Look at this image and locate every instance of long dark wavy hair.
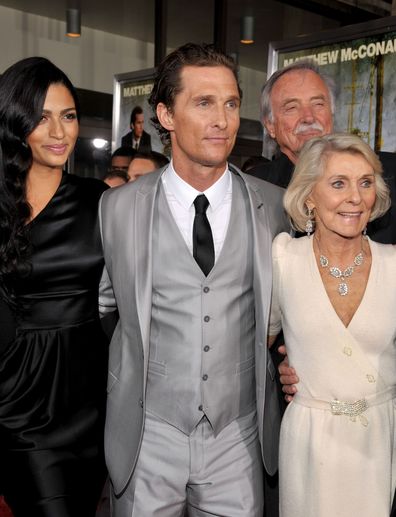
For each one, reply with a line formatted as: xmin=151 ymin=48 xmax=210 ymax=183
xmin=0 ymin=57 xmax=80 ymax=305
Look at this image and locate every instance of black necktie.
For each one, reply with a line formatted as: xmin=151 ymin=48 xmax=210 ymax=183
xmin=193 ymin=194 xmax=214 ymax=276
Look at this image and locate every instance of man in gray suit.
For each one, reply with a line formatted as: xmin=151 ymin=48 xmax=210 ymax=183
xmin=99 ymin=42 xmax=287 ymax=516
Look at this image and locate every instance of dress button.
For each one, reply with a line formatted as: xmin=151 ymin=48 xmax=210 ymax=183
xmin=198 ymin=404 xmax=203 ymax=411
xmin=203 ymin=287 xmax=210 ymax=293
xmin=343 ymin=346 xmax=352 ymax=356
xmin=204 ymin=345 xmax=210 ymax=352
xmin=202 ymin=374 xmax=208 ymax=381
xmin=366 ymin=374 xmax=376 ymax=383
xmin=204 ymin=315 xmax=210 ymax=322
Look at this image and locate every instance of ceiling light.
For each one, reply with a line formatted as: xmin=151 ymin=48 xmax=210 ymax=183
xmin=66 ymin=8 xmax=81 ymax=38
xmin=240 ymin=15 xmax=254 ymax=45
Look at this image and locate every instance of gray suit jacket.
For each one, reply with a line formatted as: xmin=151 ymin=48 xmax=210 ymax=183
xmin=99 ymin=165 xmax=288 ymax=495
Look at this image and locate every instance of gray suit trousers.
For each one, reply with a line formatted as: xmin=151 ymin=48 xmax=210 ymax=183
xmin=111 ymin=409 xmax=264 ymax=516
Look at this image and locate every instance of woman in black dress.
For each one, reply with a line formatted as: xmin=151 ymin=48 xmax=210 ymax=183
xmin=0 ymin=58 xmax=108 ymax=516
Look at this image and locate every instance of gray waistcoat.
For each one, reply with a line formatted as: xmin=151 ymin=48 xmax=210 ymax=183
xmin=146 ymin=174 xmax=255 ymax=435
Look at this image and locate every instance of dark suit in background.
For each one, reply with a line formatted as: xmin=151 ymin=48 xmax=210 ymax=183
xmin=121 ymin=129 xmax=152 ymax=152
xmin=391 ymin=493 xmax=396 ymax=517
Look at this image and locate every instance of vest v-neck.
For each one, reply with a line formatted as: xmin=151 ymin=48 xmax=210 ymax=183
xmin=158 ymin=175 xmax=243 ymax=279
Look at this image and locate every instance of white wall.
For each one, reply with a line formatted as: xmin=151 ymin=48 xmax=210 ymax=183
xmin=0 ymin=5 xmax=265 ymax=122
xmin=0 ymin=5 xmax=154 ymax=94
xmin=239 ymin=65 xmax=266 ymax=121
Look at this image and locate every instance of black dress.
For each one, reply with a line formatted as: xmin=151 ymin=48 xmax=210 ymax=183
xmin=0 ymin=291 xmax=15 ymax=354
xmin=0 ymin=173 xmax=108 ymax=517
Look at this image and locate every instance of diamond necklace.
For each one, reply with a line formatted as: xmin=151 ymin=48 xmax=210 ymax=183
xmin=315 ymin=239 xmax=364 ymax=296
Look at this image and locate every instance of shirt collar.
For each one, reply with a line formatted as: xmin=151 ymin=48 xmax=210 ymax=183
xmin=162 ymin=160 xmax=231 ymax=211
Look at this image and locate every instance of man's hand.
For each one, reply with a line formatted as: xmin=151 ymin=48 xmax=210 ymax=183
xmin=278 ymin=345 xmax=299 ymax=403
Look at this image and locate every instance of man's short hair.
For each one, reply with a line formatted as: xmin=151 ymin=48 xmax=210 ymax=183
xmin=284 ymin=133 xmax=390 ymax=232
xmin=111 ymin=146 xmax=137 ymax=160
xmin=103 ymin=168 xmax=129 ymax=183
xmin=148 ymin=42 xmax=242 ymax=145
xmin=133 ymin=150 xmax=169 ymax=169
xmin=130 ymin=106 xmax=143 ymax=126
xmin=260 ymin=60 xmax=336 ymax=125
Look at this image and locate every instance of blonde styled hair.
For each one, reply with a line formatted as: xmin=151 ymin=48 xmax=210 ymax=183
xmin=283 ymin=133 xmax=390 ymax=232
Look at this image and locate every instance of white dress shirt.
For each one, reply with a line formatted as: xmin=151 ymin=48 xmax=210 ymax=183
xmin=161 ymin=161 xmax=232 ymax=261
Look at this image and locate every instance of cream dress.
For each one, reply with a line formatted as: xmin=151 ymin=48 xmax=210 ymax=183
xmin=270 ymin=233 xmax=396 ymax=517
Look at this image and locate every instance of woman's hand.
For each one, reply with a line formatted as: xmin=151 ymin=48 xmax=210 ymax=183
xmin=278 ymin=345 xmax=299 ymax=403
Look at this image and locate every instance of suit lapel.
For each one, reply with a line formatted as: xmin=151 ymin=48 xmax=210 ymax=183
xmin=230 ymin=167 xmax=272 ymax=333
xmin=133 ymin=171 xmax=162 ymax=375
xmin=248 ymin=183 xmax=272 ymax=332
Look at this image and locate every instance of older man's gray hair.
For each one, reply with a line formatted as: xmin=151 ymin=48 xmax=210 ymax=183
xmin=260 ymin=60 xmax=336 ymax=124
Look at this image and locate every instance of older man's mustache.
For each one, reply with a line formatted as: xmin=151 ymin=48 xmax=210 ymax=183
xmin=294 ymin=122 xmax=325 ymax=135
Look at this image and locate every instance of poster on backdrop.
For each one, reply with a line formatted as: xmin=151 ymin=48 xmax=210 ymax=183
xmin=112 ymin=68 xmax=164 ymax=154
xmin=267 ymin=16 xmax=396 ymax=156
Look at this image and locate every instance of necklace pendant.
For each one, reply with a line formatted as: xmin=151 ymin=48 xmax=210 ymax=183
xmin=343 ymin=266 xmax=354 ymax=277
xmin=329 ymin=266 xmax=342 ymax=278
xmin=315 ymin=239 xmax=364 ymax=296
xmin=320 ymin=255 xmax=329 ymax=267
xmin=338 ymin=282 xmax=348 ymax=296
xmin=354 ymin=252 xmax=364 ymax=266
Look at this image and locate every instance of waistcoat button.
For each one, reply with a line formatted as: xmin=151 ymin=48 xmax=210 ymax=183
xmin=202 ymin=374 xmax=208 ymax=381
xmin=204 ymin=315 xmax=210 ymax=322
xmin=203 ymin=287 xmax=210 ymax=293
xmin=203 ymin=345 xmax=210 ymax=352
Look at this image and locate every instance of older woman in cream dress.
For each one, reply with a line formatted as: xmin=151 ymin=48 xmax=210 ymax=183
xmin=269 ymin=133 xmax=396 ymax=517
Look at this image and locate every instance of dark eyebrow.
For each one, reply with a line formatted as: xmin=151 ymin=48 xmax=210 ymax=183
xmin=42 ymin=107 xmax=76 ymax=115
xmin=227 ymin=95 xmax=241 ymax=105
xmin=192 ymin=94 xmax=214 ymax=102
xmin=191 ymin=94 xmax=241 ymax=104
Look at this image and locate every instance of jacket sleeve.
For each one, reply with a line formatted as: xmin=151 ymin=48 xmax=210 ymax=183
xmin=98 ymin=192 xmax=117 ymax=317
